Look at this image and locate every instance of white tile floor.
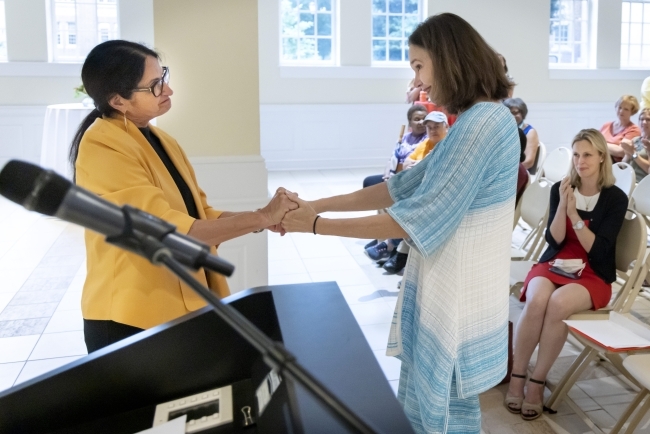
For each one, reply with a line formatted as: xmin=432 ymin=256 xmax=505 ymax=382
xmin=1 ymin=168 xmax=650 ymax=433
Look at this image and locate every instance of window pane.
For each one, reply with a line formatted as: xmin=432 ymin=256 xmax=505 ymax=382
xmin=630 ymin=44 xmax=642 ymax=65
xmin=300 ymin=13 xmax=315 ymax=35
xmin=298 ymin=37 xmax=316 ymax=59
xmin=388 ymin=15 xmax=402 ymax=37
xmin=282 ymin=37 xmax=298 ymax=60
xmin=645 ymin=23 xmax=650 ymax=45
xmin=317 ymin=13 xmax=331 ymax=36
xmin=389 ymin=0 xmax=403 ymax=13
xmin=373 ymin=15 xmax=387 ymax=37
xmin=0 ymin=0 xmax=6 ymax=62
xmin=631 ymin=2 xmax=643 ymax=22
xmin=631 ymin=22 xmax=643 ymax=44
xmin=317 ymin=38 xmax=331 ymax=60
xmin=549 ymin=0 xmax=592 ymax=67
xmin=372 ymin=39 xmax=386 ymax=61
xmin=389 ymin=40 xmax=402 ymax=61
xmin=316 ymin=0 xmax=331 ymax=12
xmin=405 ymin=0 xmax=418 ymax=13
xmin=645 ymin=3 xmax=650 ymax=24
xmin=372 ymin=0 xmax=386 ymax=13
xmin=622 ymin=1 xmax=630 ymax=21
xmin=622 ymin=22 xmax=630 ymax=45
xmin=50 ymin=0 xmax=119 ymax=63
xmin=404 ymin=14 xmax=419 ymax=36
xmin=280 ymin=0 xmax=335 ymax=64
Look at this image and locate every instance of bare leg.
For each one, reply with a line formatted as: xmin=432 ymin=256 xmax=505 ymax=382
xmin=506 ymin=277 xmax=556 ymax=408
xmin=524 ymin=283 xmax=593 ymax=416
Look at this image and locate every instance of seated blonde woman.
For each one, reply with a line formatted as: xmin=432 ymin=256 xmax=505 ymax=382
xmin=505 ymin=129 xmax=628 ymax=421
xmin=600 ymin=95 xmax=641 ymax=162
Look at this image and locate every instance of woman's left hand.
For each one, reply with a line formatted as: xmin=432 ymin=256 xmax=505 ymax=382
xmin=566 ymin=188 xmax=579 ymax=220
xmin=281 ymin=193 xmax=318 ymax=233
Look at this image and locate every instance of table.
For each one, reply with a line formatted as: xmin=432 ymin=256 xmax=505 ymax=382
xmin=40 ymin=103 xmax=93 ymax=179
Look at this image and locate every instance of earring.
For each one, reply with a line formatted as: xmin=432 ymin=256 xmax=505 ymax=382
xmin=123 ymin=111 xmax=128 ymax=132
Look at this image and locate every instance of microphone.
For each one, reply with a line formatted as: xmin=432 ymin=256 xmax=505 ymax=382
xmin=0 ymin=160 xmax=234 ymax=277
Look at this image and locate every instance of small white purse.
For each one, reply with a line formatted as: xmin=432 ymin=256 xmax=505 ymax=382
xmin=550 ymin=259 xmax=586 ymax=276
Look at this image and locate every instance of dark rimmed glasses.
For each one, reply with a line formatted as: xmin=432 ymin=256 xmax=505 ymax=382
xmin=133 ymin=66 xmax=170 ymax=97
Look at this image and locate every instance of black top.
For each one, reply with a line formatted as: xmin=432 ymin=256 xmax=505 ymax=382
xmin=138 ymin=127 xmax=199 ymax=219
xmin=539 ymin=182 xmax=628 ymax=283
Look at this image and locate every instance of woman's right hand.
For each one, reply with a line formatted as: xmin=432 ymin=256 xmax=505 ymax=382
xmin=258 ymin=188 xmax=299 ymax=226
xmin=620 ymin=139 xmax=635 ymax=156
xmin=558 ymin=177 xmax=571 ymax=213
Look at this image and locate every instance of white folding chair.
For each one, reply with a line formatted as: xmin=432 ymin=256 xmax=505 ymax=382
xmin=612 ymin=162 xmax=636 ymax=198
xmin=610 ymin=354 xmax=650 ymax=433
xmin=536 ymin=147 xmax=571 ymax=183
xmin=544 ymin=209 xmax=649 ymax=412
xmin=514 ymin=178 xmax=553 ymax=257
xmin=631 ymin=175 xmax=650 ymax=226
xmin=530 ymin=141 xmax=547 ymax=182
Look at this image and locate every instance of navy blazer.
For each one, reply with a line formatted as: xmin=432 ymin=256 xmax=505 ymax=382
xmin=539 ymin=182 xmax=628 ymax=283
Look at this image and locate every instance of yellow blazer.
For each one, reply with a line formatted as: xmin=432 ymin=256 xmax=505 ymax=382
xmin=76 ymin=116 xmax=230 ymax=329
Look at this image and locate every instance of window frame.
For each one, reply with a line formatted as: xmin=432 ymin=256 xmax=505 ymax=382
xmin=620 ymin=0 xmax=650 ymax=69
xmin=0 ymin=0 xmax=7 ymax=62
xmin=548 ymin=0 xmax=597 ymax=69
xmin=279 ymin=0 xmax=337 ymax=66
xmin=371 ymin=0 xmax=423 ymax=67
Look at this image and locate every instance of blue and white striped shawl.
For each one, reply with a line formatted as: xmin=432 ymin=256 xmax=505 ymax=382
xmin=386 ymin=102 xmax=519 ymax=433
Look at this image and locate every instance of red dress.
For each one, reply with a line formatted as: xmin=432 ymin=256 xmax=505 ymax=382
xmin=520 ymin=217 xmax=611 ymax=310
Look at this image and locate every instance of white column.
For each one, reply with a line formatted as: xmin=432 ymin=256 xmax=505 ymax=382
xmin=339 ymin=0 xmax=371 ymax=66
xmin=5 ymin=0 xmax=49 ymax=62
xmin=596 ymin=0 xmax=623 ymax=69
xmin=118 ymin=0 xmax=154 ymax=48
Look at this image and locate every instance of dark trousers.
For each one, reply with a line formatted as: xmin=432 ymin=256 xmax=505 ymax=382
xmin=84 ymin=319 xmax=144 ymax=353
xmin=363 ymin=174 xmax=384 ymax=188
xmin=362 ymin=174 xmax=402 ymax=248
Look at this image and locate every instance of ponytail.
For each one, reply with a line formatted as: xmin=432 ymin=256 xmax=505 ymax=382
xmin=69 ymin=109 xmax=102 ymax=183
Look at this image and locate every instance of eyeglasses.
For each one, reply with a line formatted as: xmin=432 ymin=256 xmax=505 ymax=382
xmin=133 ymin=66 xmax=170 ymax=97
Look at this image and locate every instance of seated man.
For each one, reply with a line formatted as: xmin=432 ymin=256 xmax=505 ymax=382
xmin=371 ymin=112 xmax=449 ymax=274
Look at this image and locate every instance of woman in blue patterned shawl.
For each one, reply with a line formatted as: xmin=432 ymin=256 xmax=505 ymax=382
xmin=280 ymin=13 xmax=518 ymax=434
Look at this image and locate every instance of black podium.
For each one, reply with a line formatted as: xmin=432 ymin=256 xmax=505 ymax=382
xmin=0 ymin=282 xmax=413 ymax=434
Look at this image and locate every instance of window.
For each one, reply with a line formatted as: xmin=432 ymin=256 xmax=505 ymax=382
xmin=549 ymin=0 xmax=595 ymax=67
xmin=621 ymin=0 xmax=650 ymax=68
xmin=280 ymin=0 xmax=335 ymax=64
xmin=372 ymin=0 xmax=421 ymax=64
xmin=0 ymin=1 xmax=7 ymax=62
xmin=49 ymin=0 xmax=119 ymax=63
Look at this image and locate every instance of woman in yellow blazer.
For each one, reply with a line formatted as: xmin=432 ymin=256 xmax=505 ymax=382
xmin=70 ymin=40 xmax=295 ymax=352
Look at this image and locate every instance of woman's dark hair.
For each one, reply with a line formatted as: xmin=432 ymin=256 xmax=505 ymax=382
xmin=518 ymin=128 xmax=527 ymax=163
xmin=69 ymin=40 xmax=159 ymax=182
xmin=408 ymin=13 xmax=511 ymax=114
xmin=407 ymin=104 xmax=428 ymax=122
xmin=503 ymin=97 xmax=528 ymax=121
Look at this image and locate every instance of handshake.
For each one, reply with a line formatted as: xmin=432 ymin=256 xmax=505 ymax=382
xmin=257 ymin=188 xmax=318 ymax=235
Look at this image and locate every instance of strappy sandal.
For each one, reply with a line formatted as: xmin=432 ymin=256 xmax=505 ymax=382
xmin=521 ymin=378 xmax=545 ymax=421
xmin=504 ymin=373 xmax=527 ymax=414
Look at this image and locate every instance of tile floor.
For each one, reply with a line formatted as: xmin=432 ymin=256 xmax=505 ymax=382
xmin=1 ymin=167 xmax=650 ymax=433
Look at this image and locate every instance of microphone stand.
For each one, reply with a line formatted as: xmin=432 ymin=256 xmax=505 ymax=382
xmin=106 ymin=209 xmax=381 ymax=434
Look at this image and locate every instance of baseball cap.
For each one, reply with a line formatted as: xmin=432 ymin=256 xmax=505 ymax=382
xmin=423 ymin=111 xmax=448 ymax=125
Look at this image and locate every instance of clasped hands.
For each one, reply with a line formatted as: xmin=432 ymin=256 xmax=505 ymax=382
xmin=257 ymin=188 xmax=318 ymax=235
xmin=558 ymin=177 xmax=579 ymax=221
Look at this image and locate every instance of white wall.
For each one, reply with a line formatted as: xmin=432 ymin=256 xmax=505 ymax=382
xmin=258 ymin=0 xmax=649 ymax=169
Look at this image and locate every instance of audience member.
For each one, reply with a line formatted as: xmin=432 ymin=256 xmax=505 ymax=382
xmin=600 ymin=95 xmax=641 ymax=162
xmin=516 ymin=128 xmax=529 ymax=205
xmin=498 ymin=53 xmax=516 ymax=98
xmin=363 ymin=105 xmax=428 ymax=258
xmin=384 ymin=112 xmax=450 ymax=274
xmin=406 ymin=78 xmax=422 ymax=104
xmin=642 ymin=76 xmax=650 ymax=110
xmin=505 ymin=129 xmax=627 ymax=421
xmin=621 ymin=107 xmax=650 ymax=182
xmin=504 ymin=98 xmax=540 ymax=174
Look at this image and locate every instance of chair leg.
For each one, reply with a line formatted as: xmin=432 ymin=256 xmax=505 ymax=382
xmin=610 ymin=389 xmax=650 ymax=434
xmin=545 ymin=348 xmax=598 ymax=411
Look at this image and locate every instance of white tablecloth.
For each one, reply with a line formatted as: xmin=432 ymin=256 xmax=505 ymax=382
xmin=40 ymin=103 xmax=93 ymax=179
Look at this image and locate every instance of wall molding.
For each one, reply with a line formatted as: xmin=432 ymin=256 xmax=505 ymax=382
xmin=0 ymin=62 xmax=82 ymax=77
xmin=549 ymin=68 xmax=650 ymax=80
xmin=260 ymin=102 xmax=616 ymax=171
